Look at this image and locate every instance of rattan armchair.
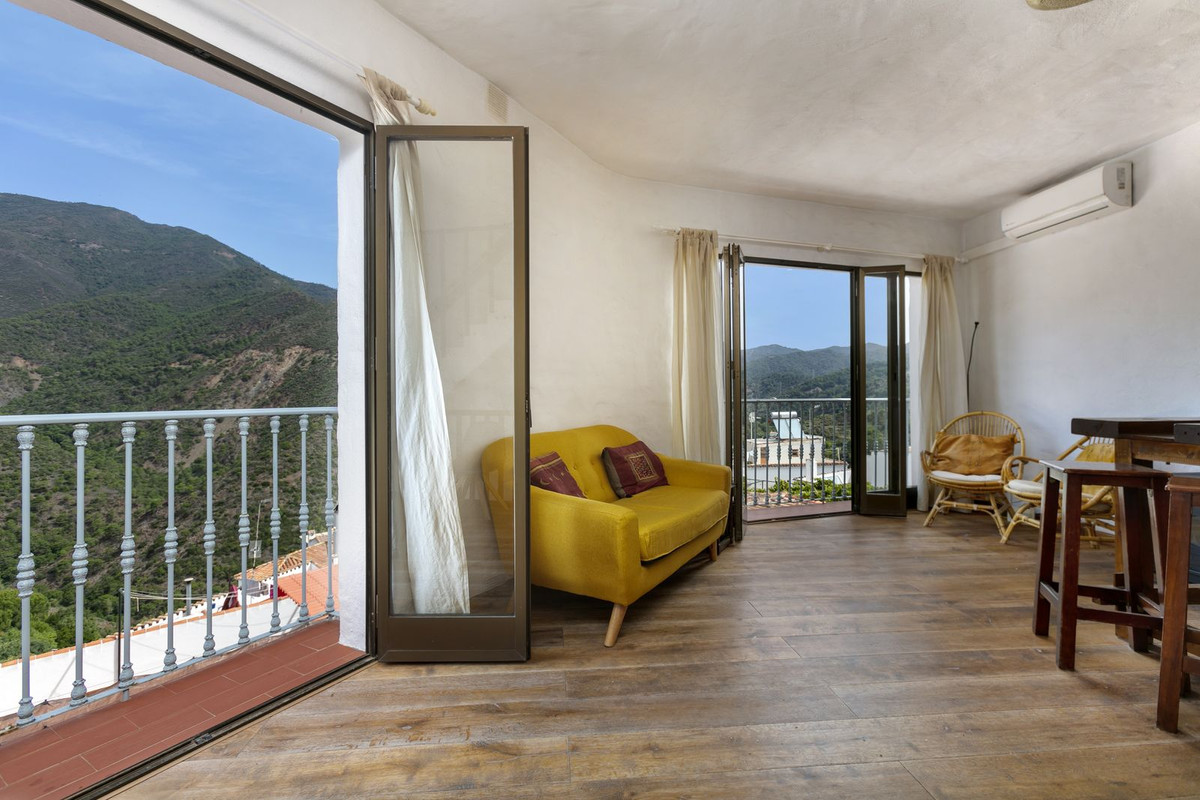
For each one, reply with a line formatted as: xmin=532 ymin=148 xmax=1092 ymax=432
xmin=922 ymin=411 xmax=1025 ymax=536
xmin=1000 ymin=435 xmax=1116 ymax=546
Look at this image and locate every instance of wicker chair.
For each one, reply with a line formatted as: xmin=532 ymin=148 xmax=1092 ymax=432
xmin=921 ymin=411 xmax=1025 ymax=536
xmin=1000 ymin=435 xmax=1116 ymax=546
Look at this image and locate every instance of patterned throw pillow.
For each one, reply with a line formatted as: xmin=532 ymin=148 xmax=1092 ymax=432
xmin=601 ymin=441 xmax=669 ymax=498
xmin=529 ymin=451 xmax=585 ymax=498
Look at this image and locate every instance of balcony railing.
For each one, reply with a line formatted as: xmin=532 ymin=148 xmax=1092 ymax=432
xmin=743 ymin=398 xmax=891 ymax=508
xmin=0 ymin=407 xmax=337 ymax=729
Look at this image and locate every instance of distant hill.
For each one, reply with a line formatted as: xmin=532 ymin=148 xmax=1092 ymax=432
xmin=0 ymin=194 xmax=335 ymax=412
xmin=745 ymin=343 xmax=889 ymax=398
xmin=0 ymin=194 xmax=337 ymax=653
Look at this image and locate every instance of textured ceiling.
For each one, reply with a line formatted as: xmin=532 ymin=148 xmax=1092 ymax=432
xmin=376 ymin=0 xmax=1200 ymax=219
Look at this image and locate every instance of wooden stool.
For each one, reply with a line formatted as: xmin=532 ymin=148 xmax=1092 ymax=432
xmin=1033 ymin=460 xmax=1169 ymax=670
xmin=1157 ymin=473 xmax=1200 ymax=732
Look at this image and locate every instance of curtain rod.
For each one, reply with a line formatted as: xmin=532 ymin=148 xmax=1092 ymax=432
xmin=653 ymin=226 xmax=963 ymax=263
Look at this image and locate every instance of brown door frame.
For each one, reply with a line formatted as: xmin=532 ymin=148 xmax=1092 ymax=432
xmin=728 ymin=254 xmax=909 ymax=520
xmin=853 ymin=266 xmax=907 ymax=516
xmin=371 ymin=126 xmax=531 ymax=661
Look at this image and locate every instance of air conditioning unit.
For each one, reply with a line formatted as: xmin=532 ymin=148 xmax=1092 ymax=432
xmin=1000 ymin=161 xmax=1132 ymax=241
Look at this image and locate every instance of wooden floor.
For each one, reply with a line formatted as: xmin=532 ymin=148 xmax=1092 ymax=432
xmin=117 ymin=513 xmax=1200 ymax=799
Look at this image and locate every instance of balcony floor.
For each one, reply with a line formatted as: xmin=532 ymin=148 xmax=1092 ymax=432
xmin=122 ymin=514 xmax=1200 ymax=799
xmin=0 ymin=618 xmax=359 ymax=799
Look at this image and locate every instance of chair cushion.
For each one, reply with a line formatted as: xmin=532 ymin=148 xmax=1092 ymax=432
xmin=602 ymin=440 xmax=669 ymax=498
xmin=931 ymin=469 xmax=1003 ymax=485
xmin=616 ymin=485 xmax=729 ymax=560
xmin=529 ymin=451 xmax=585 ymax=498
xmin=1006 ymin=478 xmax=1044 ymax=497
xmin=928 ymin=433 xmax=1016 ymax=476
xmin=1005 ymin=478 xmax=1111 ymax=511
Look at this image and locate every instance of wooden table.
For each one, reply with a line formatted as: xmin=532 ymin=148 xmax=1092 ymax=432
xmin=1072 ymin=417 xmax=1200 ymax=467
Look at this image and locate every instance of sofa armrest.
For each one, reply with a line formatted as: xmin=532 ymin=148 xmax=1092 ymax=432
xmin=529 ymin=487 xmax=642 ymax=596
xmin=658 ymin=455 xmax=731 ymax=495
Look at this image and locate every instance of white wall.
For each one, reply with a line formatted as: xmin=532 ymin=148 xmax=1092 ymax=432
xmin=45 ymin=0 xmax=961 ymax=649
xmin=956 ymin=119 xmax=1200 ymax=460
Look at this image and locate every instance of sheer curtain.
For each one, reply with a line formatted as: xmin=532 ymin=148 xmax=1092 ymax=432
xmin=362 ymin=68 xmax=470 ymax=614
xmin=671 ymin=228 xmax=724 ymax=464
xmin=916 ymin=254 xmax=968 ymax=509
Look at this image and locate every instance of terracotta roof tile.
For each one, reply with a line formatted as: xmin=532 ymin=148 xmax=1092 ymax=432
xmin=276 ymin=563 xmax=338 ymax=615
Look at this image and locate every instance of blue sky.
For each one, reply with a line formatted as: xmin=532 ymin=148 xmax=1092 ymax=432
xmin=745 ymin=264 xmax=849 ymax=350
xmin=0 ymin=1 xmax=339 ymax=287
xmin=744 ymin=263 xmax=901 ymax=350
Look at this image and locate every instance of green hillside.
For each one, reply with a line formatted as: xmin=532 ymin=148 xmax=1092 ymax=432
xmin=0 ymin=194 xmax=337 ymax=657
xmin=744 ymin=343 xmax=890 ymax=398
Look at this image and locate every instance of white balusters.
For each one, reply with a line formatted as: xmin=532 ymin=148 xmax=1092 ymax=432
xmin=202 ymin=418 xmax=216 ymax=657
xmin=269 ymin=415 xmax=282 ymax=633
xmin=69 ymin=424 xmax=89 ymax=707
xmin=118 ymin=422 xmax=136 ymax=688
xmin=0 ymin=407 xmax=337 ymax=725
xmin=16 ymin=426 xmax=35 ymax=724
xmin=297 ymin=415 xmax=310 ymax=621
xmin=237 ymin=417 xmax=251 ymax=644
xmin=162 ymin=420 xmax=178 ymax=672
xmin=324 ymin=415 xmax=336 ymax=615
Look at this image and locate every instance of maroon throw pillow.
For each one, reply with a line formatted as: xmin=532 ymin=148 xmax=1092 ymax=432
xmin=529 ymin=451 xmax=585 ymax=498
xmin=601 ymin=441 xmax=669 ymax=498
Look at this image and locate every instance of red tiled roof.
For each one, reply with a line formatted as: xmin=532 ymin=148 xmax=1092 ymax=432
xmin=237 ymin=532 xmax=332 ymax=582
xmin=276 ymin=563 xmax=338 ymax=615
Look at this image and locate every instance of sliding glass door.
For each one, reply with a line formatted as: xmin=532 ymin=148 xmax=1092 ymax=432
xmin=372 ymin=126 xmax=530 ymax=661
xmin=728 ymin=254 xmax=908 ymax=524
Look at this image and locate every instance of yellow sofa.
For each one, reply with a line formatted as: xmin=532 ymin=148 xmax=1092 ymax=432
xmin=481 ymin=424 xmax=731 ymax=646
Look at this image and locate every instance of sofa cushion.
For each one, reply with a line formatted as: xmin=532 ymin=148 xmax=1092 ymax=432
xmin=529 ymin=451 xmax=584 ymax=497
xmin=528 ymin=425 xmax=640 ymax=501
xmin=616 ymin=485 xmax=728 ymax=560
xmin=602 ymin=440 xmax=669 ymax=498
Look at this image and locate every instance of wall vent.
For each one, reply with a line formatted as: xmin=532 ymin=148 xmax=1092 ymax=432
xmin=487 ymin=83 xmax=508 ymax=122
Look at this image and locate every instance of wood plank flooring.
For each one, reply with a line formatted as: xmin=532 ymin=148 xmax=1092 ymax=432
xmin=115 ymin=513 xmax=1200 ymax=799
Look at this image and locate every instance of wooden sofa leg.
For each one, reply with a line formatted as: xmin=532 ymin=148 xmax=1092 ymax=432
xmin=708 ymin=541 xmax=719 ymax=561
xmin=604 ymin=603 xmax=627 ymax=648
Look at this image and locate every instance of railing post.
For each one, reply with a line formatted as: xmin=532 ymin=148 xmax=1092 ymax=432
xmin=118 ymin=422 xmax=136 ymax=688
xmin=162 ymin=420 xmax=179 ymax=672
xmin=16 ymin=425 xmax=35 ymax=724
xmin=298 ymin=414 xmax=310 ymax=621
xmin=237 ymin=417 xmax=251 ymax=644
xmin=202 ymin=418 xmax=217 ymax=657
xmin=269 ymin=415 xmax=282 ymax=633
xmin=69 ymin=423 xmax=89 ymax=706
xmin=324 ymin=414 xmax=336 ymax=615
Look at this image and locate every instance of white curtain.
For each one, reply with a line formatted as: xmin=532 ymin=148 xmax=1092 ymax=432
xmin=362 ymin=68 xmax=470 ymax=614
xmin=916 ymin=254 xmax=969 ymax=509
xmin=671 ymin=228 xmax=724 ymax=464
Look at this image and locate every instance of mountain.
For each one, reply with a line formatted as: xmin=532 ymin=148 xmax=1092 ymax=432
xmin=0 ymin=194 xmax=336 ymax=654
xmin=0 ymin=194 xmax=335 ymax=413
xmin=745 ymin=343 xmax=889 ymax=398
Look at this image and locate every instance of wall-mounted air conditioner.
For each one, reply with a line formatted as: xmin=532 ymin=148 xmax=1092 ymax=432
xmin=1000 ymin=161 xmax=1132 ymax=241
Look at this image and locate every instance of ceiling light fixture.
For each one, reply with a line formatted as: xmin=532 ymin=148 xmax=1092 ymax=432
xmin=1026 ymin=0 xmax=1095 ymax=9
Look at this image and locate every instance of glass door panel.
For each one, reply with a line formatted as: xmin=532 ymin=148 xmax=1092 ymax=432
xmin=373 ymin=126 xmax=529 ymax=661
xmin=723 ymin=243 xmax=745 ymax=542
xmin=740 ymin=260 xmax=854 ymax=521
xmin=855 ymin=267 xmax=906 ymax=516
